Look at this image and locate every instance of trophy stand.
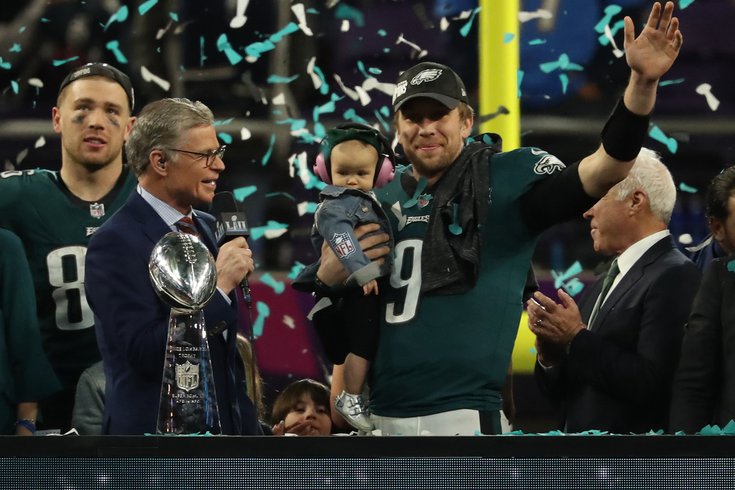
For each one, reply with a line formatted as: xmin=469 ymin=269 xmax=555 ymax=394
xmin=157 ymin=311 xmax=221 ymax=435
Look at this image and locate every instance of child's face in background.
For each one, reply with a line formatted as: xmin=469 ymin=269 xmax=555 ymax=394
xmin=330 ymin=140 xmax=377 ymax=191
xmin=283 ymin=393 xmax=333 ymax=435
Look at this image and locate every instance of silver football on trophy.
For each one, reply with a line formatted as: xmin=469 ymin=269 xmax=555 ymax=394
xmin=149 ymin=232 xmax=217 ymax=313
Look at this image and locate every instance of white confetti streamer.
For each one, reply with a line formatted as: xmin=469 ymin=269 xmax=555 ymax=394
xmin=230 ymin=0 xmax=249 ymax=28
xmin=140 ymin=66 xmax=171 ymax=91
xmin=696 ymin=83 xmax=720 ymax=111
xmin=291 ymin=3 xmax=313 ymax=36
xmin=603 ymin=24 xmax=624 ymax=58
xmin=518 ymin=9 xmax=553 ymax=23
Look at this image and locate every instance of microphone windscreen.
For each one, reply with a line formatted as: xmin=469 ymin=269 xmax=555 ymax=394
xmin=211 ymin=192 xmax=250 ymax=243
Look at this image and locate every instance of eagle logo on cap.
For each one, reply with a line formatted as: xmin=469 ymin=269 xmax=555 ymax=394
xmin=411 ymin=69 xmax=442 ymax=85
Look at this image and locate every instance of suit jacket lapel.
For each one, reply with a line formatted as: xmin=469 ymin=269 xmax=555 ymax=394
xmin=126 ymin=192 xmax=171 ymax=245
xmin=592 ymin=236 xmax=674 ymax=332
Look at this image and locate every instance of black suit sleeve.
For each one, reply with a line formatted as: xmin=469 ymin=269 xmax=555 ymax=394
xmin=520 ymin=161 xmax=597 ymax=234
xmin=565 ymin=262 xmax=701 ymax=408
xmin=669 ymin=260 xmax=725 ymax=433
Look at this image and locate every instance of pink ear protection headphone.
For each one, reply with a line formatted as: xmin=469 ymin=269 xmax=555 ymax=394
xmin=313 ymin=123 xmax=396 ymax=188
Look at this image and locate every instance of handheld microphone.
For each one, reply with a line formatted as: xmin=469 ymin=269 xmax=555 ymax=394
xmin=211 ymin=191 xmax=252 ymax=306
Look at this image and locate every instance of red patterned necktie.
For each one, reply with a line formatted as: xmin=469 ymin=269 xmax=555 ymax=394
xmin=175 ymin=216 xmax=201 ymax=237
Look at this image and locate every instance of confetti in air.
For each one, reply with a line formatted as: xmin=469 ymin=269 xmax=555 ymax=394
xmin=230 ymin=0 xmax=249 ymax=28
xmin=138 ymin=0 xmax=159 ymax=15
xmin=695 ymin=83 xmax=720 ymax=111
xmin=140 ymin=66 xmax=171 ymax=91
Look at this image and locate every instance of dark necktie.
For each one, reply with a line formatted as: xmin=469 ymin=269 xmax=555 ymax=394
xmin=587 ymin=258 xmax=619 ymax=329
xmin=175 ymin=216 xmax=200 ymax=237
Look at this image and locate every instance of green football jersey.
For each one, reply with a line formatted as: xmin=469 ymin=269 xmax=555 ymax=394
xmin=0 ymin=167 xmax=136 ymax=387
xmin=371 ymin=146 xmax=565 ymax=417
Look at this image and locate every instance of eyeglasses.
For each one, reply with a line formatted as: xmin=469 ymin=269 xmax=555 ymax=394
xmin=167 ymin=145 xmax=227 ymax=168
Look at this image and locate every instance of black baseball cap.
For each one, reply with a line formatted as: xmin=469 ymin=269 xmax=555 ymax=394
xmin=58 ymin=62 xmax=135 ymax=111
xmin=392 ymin=61 xmax=469 ymax=111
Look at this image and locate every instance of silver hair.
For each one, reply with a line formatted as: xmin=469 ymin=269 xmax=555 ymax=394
xmin=614 ymin=147 xmax=677 ymax=225
xmin=125 ymin=98 xmax=214 ymax=176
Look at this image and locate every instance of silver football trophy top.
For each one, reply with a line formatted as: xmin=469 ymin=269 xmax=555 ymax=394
xmin=149 ymin=232 xmax=217 ymax=313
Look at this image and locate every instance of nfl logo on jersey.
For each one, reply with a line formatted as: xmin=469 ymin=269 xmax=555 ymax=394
xmin=330 ymin=232 xmax=355 ymax=259
xmin=89 ymin=202 xmax=105 ymax=219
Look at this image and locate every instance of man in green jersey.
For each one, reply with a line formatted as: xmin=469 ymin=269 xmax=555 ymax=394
xmin=315 ymin=2 xmax=684 ymax=435
xmin=0 ymin=63 xmax=136 ymax=432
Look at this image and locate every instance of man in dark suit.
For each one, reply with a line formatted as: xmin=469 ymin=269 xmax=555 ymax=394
xmin=85 ymin=98 xmax=261 ymax=435
xmin=527 ymin=148 xmax=700 ymax=434
xmin=670 ymin=253 xmax=735 ymax=433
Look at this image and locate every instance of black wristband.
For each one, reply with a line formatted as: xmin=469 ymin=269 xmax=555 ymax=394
xmin=600 ymin=97 xmax=650 ymax=161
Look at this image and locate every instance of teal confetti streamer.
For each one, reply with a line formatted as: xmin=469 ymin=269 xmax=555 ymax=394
xmin=680 ymin=0 xmax=695 ymax=8
xmin=377 ymin=29 xmax=387 ymax=37
xmin=374 ymin=109 xmax=390 ymax=133
xmin=252 ymin=301 xmax=270 ymax=338
xmin=288 ymin=262 xmax=306 ymax=280
xmin=233 ymin=186 xmax=257 ymax=201
xmin=52 ymin=56 xmax=79 ymax=67
xmin=214 ymin=117 xmax=234 ymax=126
xmin=678 ymin=182 xmax=698 ymax=193
xmin=342 ymin=109 xmax=370 ymax=126
xmin=727 ymin=260 xmax=735 ymax=273
xmin=169 ymin=12 xmax=179 ymax=22
xmin=551 ymin=261 xmax=585 ymax=296
xmin=551 ymin=261 xmax=583 ymax=289
xmin=217 ymin=132 xmax=232 ymax=144
xmin=244 ymin=23 xmax=299 ymax=61
xmin=0 ymin=57 xmax=11 ymax=70
xmin=245 ymin=40 xmax=276 ymax=60
xmin=517 ymin=69 xmax=524 ymax=98
xmin=367 ymin=66 xmax=382 ymax=75
xmin=357 ymin=60 xmax=370 ymax=79
xmin=648 ymin=124 xmax=678 ymax=154
xmin=38 ymin=20 xmax=48 ymax=24
xmin=270 ymin=22 xmax=299 ymax=42
xmin=539 ymin=54 xmax=583 ymax=74
xmin=659 ymin=78 xmax=685 ymax=87
xmin=260 ymin=273 xmax=285 ymax=294
xmin=9 ymin=43 xmax=21 ymax=53
xmin=379 ymin=105 xmax=390 ymax=117
xmin=138 ymin=0 xmax=158 ymax=15
xmin=503 ymin=33 xmax=514 ymax=44
xmin=265 ymin=192 xmax=296 ymax=200
xmin=200 ymin=36 xmax=207 ymax=67
xmin=302 ymin=202 xmax=318 ymax=214
xmin=448 ymin=203 xmax=463 ymax=235
xmin=312 ymin=65 xmax=329 ymax=95
xmin=267 ymin=74 xmax=299 ymax=84
xmin=335 ymin=4 xmax=365 ymax=27
xmin=594 ymin=5 xmax=622 ymax=34
xmin=216 ymin=34 xmax=243 ymax=65
xmin=528 ymin=39 xmax=546 ymax=46
xmin=105 ymin=40 xmax=128 ymax=64
xmin=10 ymin=80 xmax=18 ymax=94
xmin=403 ymin=178 xmax=428 ymax=208
xmin=261 ymin=134 xmax=276 ymax=166
xmin=559 ymin=73 xmax=569 ymax=94
xmin=250 ymin=220 xmax=289 ymax=240
xmin=460 ymin=7 xmax=480 ymax=38
xmin=103 ymin=5 xmax=129 ymax=31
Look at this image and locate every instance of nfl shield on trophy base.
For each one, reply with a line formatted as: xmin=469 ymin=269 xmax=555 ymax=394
xmin=149 ymin=232 xmax=221 ymax=435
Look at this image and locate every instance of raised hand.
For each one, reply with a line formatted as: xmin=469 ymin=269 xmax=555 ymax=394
xmin=624 ymin=1 xmax=684 ymax=82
